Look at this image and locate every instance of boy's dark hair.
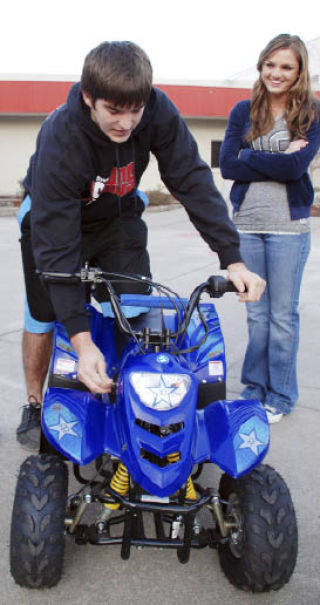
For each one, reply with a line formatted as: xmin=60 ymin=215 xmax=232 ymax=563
xmin=81 ymin=41 xmax=153 ymax=107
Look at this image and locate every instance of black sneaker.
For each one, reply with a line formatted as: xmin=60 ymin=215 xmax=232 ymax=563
xmin=16 ymin=403 xmax=42 ymax=450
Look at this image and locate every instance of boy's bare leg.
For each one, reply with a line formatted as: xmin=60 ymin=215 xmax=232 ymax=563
xmin=22 ymin=330 xmax=53 ymax=403
xmin=17 ymin=330 xmax=53 ymax=450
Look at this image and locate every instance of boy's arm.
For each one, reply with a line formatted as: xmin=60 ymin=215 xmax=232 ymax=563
xmin=151 ymin=94 xmax=242 ymax=268
xmin=31 ymin=178 xmax=113 ymax=392
xmin=70 ymin=332 xmax=113 ymax=393
xmin=29 ymin=120 xmax=92 ymax=338
xmin=151 ymin=95 xmax=265 ymax=298
xmin=31 ymin=188 xmax=90 ymax=337
xmin=151 ymin=93 xmax=265 ymax=301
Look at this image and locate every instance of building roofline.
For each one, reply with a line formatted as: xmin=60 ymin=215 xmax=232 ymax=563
xmin=0 ymin=73 xmax=252 ymax=88
xmin=0 ymin=79 xmax=252 ymax=118
xmin=0 ymin=79 xmax=319 ymax=119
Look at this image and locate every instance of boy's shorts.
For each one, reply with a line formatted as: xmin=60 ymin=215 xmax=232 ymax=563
xmin=19 ymin=193 xmax=150 ymax=334
xmin=19 ymin=196 xmax=56 ymax=333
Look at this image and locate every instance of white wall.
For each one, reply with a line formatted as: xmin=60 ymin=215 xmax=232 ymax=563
xmin=139 ymin=117 xmax=228 ymax=198
xmin=0 ymin=116 xmax=44 ymax=197
xmin=0 ymin=115 xmax=229 ymax=199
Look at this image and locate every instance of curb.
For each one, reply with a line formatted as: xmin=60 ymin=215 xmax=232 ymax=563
xmin=0 ymin=203 xmax=180 ymax=217
xmin=0 ymin=207 xmax=18 ymax=217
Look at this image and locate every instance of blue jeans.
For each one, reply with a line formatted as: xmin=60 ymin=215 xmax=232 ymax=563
xmin=239 ymin=232 xmax=311 ymax=414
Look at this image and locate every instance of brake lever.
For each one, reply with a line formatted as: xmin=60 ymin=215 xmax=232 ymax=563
xmin=80 ymin=265 xmax=103 ymax=283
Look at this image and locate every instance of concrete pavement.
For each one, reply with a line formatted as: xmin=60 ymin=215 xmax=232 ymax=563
xmin=0 ymin=208 xmax=319 ymax=604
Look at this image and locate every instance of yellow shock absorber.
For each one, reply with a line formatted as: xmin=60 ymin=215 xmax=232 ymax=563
xmin=167 ymin=452 xmax=180 ymax=464
xmin=185 ymin=475 xmax=197 ymax=500
xmin=167 ymin=452 xmax=196 ymax=500
xmin=104 ymin=462 xmax=130 ymax=511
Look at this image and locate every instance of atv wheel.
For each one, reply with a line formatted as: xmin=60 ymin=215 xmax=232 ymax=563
xmin=217 ymin=463 xmax=298 ymax=592
xmin=10 ymin=454 xmax=68 ymax=588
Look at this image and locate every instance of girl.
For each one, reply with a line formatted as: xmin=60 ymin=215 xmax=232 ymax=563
xmin=220 ymin=34 xmax=320 ymax=422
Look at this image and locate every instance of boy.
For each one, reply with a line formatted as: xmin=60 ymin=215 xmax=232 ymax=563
xmin=17 ymin=41 xmax=265 ymax=449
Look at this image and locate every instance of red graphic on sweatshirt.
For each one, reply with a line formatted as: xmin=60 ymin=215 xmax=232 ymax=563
xmin=90 ymin=162 xmax=135 ymax=200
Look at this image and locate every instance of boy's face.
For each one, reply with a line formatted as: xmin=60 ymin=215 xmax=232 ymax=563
xmin=82 ymin=92 xmax=144 ymax=142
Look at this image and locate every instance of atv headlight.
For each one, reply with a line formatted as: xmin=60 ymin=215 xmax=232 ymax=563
xmin=129 ymin=372 xmax=191 ymax=410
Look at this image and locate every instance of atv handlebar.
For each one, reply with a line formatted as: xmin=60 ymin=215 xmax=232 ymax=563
xmin=39 ymin=268 xmax=240 ymax=351
xmin=40 ymin=268 xmax=239 ymax=297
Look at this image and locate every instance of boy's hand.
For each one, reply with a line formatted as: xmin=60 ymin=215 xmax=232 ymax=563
xmin=227 ymin=262 xmax=266 ymax=302
xmin=70 ymin=332 xmax=113 ymax=393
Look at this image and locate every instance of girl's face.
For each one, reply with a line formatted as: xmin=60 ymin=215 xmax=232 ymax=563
xmin=260 ymin=48 xmax=300 ymax=99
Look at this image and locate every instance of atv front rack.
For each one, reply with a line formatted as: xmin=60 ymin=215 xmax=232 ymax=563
xmin=68 ymin=488 xmax=219 ymax=563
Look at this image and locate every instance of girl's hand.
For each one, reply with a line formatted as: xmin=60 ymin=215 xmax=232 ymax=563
xmin=285 ymin=139 xmax=309 ymax=154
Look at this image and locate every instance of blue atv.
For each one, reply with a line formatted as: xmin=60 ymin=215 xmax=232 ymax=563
xmin=10 ymin=268 xmax=298 ymax=591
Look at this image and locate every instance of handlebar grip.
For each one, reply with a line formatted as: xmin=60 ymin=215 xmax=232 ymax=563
xmin=225 ymin=281 xmax=239 ymax=293
xmin=206 ymin=275 xmax=239 ymax=297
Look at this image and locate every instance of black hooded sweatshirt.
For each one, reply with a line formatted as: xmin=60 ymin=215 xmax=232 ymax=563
xmin=24 ymin=83 xmax=242 ymax=336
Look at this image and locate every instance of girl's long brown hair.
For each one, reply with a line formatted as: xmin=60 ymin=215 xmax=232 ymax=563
xmin=246 ymin=34 xmax=319 ymax=142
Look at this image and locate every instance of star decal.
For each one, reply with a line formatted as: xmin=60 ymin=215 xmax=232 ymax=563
xmin=49 ymin=415 xmax=79 ymax=441
xmin=238 ymin=429 xmax=264 ymax=455
xmin=148 ymin=375 xmax=178 ymax=408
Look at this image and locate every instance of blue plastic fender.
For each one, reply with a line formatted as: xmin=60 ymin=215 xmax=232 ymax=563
xmin=193 ymin=398 xmax=269 ymax=477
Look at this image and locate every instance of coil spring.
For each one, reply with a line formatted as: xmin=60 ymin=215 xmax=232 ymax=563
xmin=167 ymin=452 xmax=197 ymax=500
xmin=167 ymin=452 xmax=180 ymax=464
xmin=185 ymin=475 xmax=197 ymax=500
xmin=104 ymin=455 xmax=196 ymax=510
xmin=104 ymin=462 xmax=129 ymax=510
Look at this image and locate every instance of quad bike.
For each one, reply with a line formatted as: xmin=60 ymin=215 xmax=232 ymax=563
xmin=10 ymin=268 xmax=298 ymax=591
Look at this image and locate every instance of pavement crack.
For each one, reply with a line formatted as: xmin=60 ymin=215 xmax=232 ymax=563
xmin=0 ymin=328 xmax=22 ymax=338
xmin=165 ymin=263 xmax=221 ymax=283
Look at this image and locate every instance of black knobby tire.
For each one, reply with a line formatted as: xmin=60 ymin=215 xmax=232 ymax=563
xmin=218 ymin=463 xmax=298 ymax=592
xmin=10 ymin=454 xmax=68 ymax=588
